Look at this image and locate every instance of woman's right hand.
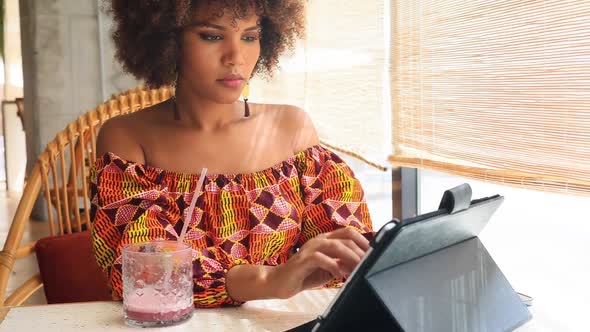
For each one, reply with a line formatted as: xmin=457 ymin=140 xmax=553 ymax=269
xmin=268 ymin=227 xmax=370 ymax=299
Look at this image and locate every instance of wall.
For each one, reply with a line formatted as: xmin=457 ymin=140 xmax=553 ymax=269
xmin=20 ymin=0 xmax=138 ymax=169
xmin=19 ymin=0 xmax=137 ymax=217
xmin=3 ymin=0 xmax=26 ymax=192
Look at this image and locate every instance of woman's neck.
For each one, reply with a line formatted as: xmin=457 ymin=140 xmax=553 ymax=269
xmin=173 ymin=84 xmax=243 ymax=131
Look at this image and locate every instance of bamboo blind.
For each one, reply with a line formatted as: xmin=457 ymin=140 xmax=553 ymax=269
xmin=389 ymin=0 xmax=590 ymax=195
xmin=250 ymin=0 xmax=390 ymax=170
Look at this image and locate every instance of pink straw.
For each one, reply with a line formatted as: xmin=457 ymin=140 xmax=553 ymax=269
xmin=178 ymin=168 xmax=208 ymax=245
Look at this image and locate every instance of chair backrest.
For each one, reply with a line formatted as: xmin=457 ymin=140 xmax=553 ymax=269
xmin=15 ymin=97 xmax=25 ymax=130
xmin=0 ymin=86 xmax=174 ymax=306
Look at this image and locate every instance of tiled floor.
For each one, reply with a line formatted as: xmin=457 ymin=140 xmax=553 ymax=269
xmin=0 ymin=189 xmax=48 ymax=305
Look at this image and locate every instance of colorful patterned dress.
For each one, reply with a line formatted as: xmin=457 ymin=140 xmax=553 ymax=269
xmin=90 ymin=145 xmax=373 ymax=308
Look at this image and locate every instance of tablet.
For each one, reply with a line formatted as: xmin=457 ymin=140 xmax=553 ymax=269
xmin=289 ymin=184 xmax=531 ymax=332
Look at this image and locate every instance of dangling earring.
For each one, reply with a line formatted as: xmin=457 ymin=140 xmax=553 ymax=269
xmin=242 ymin=82 xmax=250 ymax=117
xmin=172 ymin=70 xmax=180 ymax=120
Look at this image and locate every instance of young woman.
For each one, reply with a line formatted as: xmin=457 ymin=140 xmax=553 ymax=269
xmin=91 ymin=0 xmax=374 ymax=308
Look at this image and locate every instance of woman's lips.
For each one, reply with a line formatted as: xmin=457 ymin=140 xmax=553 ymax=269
xmin=217 ymin=78 xmax=244 ymax=88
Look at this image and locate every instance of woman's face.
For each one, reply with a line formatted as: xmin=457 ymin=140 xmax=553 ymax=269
xmin=178 ymin=7 xmax=261 ymax=104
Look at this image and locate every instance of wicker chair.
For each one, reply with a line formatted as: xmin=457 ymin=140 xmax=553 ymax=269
xmin=15 ymin=98 xmax=25 ymax=130
xmin=0 ymin=86 xmax=174 ymax=306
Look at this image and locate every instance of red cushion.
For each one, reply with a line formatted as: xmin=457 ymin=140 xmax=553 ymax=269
xmin=35 ymin=230 xmax=112 ymax=304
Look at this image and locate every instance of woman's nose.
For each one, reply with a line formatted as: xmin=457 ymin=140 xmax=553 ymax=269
xmin=222 ymin=39 xmax=246 ymax=66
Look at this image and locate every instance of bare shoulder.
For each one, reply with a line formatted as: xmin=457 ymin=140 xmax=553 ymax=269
xmin=95 ymin=110 xmax=147 ymax=163
xmin=261 ymin=103 xmax=319 ymax=154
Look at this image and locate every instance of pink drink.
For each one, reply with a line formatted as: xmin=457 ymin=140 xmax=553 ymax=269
xmin=125 ymin=287 xmax=193 ymax=322
xmin=122 ymin=241 xmax=194 ymax=327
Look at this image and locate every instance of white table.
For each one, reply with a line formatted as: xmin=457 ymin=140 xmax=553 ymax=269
xmin=0 ymin=289 xmax=549 ymax=332
xmin=0 ymin=289 xmax=336 ymax=332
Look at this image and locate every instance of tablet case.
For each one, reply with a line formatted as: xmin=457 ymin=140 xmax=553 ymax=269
xmin=289 ymin=184 xmax=531 ymax=332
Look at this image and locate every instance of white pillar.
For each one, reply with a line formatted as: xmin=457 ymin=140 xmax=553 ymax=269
xmin=19 ymin=0 xmax=138 ymax=217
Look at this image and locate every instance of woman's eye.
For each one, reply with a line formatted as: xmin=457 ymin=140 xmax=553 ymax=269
xmin=200 ymin=33 xmax=222 ymax=41
xmin=242 ymin=36 xmax=259 ymax=42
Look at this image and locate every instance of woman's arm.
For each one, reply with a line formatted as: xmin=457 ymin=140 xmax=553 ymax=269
xmin=225 ymin=107 xmax=373 ymax=301
xmin=226 ymin=228 xmax=369 ymax=301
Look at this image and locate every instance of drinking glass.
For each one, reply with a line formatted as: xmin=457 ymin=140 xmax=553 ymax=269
xmin=122 ymin=240 xmax=194 ymax=327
